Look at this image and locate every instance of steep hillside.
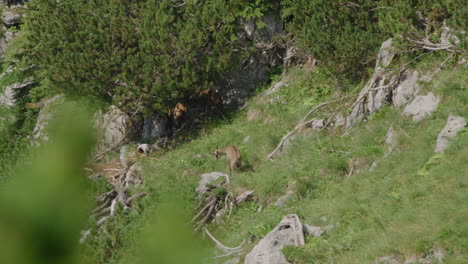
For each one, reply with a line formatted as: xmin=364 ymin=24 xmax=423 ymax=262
xmin=0 ymin=1 xmax=466 ymax=264
xmin=78 ymin=53 xmax=467 ymax=263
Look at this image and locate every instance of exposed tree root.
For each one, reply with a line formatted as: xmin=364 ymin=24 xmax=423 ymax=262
xmin=204 ymin=227 xmax=246 ymax=258
xmin=192 ymin=180 xmax=253 ymax=232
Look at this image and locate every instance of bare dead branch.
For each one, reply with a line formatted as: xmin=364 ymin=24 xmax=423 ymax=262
xmin=204 ymin=227 xmax=246 ymax=254
xmin=126 ymin=192 xmax=147 ymax=204
xmin=194 ymin=199 xmax=217 ymax=231
xmin=267 ymin=98 xmax=344 ymax=159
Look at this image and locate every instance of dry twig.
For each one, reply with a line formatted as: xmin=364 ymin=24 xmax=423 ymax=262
xmin=267 ymin=98 xmax=344 ymax=159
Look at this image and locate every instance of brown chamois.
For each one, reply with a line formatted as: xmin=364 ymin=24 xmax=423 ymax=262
xmin=167 ymin=102 xmax=187 ymax=128
xmin=211 ymin=145 xmax=242 ymax=174
xmin=197 ymin=89 xmax=222 ymax=105
xmin=25 ymin=102 xmax=44 ymax=109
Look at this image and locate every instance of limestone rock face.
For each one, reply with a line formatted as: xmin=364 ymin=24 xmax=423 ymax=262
xmin=31 ymin=95 xmax=65 ymax=146
xmin=2 ymin=7 xmax=24 ymax=27
xmin=0 ymin=28 xmax=17 ymax=58
xmin=435 ymin=114 xmax=466 ymax=153
xmin=0 ymin=79 xmax=34 ymax=107
xmin=141 ymin=114 xmax=168 ymax=140
xmin=216 ymin=10 xmax=284 ymax=106
xmin=94 ymin=106 xmax=131 ymax=151
xmin=392 ymin=70 xmax=420 ymax=108
xmin=402 ymin=92 xmax=440 ymax=122
xmin=244 ymin=214 xmax=305 ymax=264
xmin=346 ymin=39 xmax=396 ymax=128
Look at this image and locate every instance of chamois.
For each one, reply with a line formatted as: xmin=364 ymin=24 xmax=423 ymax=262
xmin=211 ymin=145 xmax=242 ymax=174
xmin=167 ymin=102 xmax=187 ymax=128
xmin=195 ymin=89 xmax=222 ymax=106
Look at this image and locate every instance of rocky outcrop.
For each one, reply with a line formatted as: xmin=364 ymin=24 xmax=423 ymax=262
xmin=435 ymin=114 xmax=466 ymax=153
xmin=244 ymin=214 xmax=305 ymax=264
xmin=392 ymin=70 xmax=421 ymax=107
xmin=216 ymin=10 xmax=284 ymax=106
xmin=346 ymin=39 xmax=396 ymax=128
xmin=402 ymin=92 xmax=440 ymax=122
xmin=346 ymin=38 xmax=441 ymax=128
xmin=94 ymin=105 xmax=131 ymax=151
xmin=0 ymin=78 xmax=34 ymax=107
xmin=0 ymin=27 xmax=18 ymax=58
xmin=1 ymin=6 xmax=24 ymax=27
xmin=141 ymin=114 xmax=168 ymax=140
xmin=31 ymin=94 xmax=65 ymax=146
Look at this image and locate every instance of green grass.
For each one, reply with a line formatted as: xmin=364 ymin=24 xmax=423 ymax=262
xmin=77 ymin=56 xmax=467 ymax=264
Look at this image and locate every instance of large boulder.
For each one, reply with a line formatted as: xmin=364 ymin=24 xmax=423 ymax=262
xmin=94 ymin=105 xmax=131 ymax=151
xmin=196 ymin=172 xmax=230 ymax=195
xmin=244 ymin=214 xmax=305 ymax=264
xmin=402 ymin=92 xmax=440 ymax=122
xmin=435 ymin=114 xmax=466 ymax=153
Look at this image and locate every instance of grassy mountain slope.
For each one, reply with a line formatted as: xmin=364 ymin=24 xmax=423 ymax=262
xmin=80 ymin=54 xmax=467 ymax=263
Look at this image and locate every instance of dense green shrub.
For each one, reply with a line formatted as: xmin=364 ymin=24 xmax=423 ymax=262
xmin=281 ymin=0 xmax=466 ymax=83
xmin=24 ymin=0 xmax=273 ymax=115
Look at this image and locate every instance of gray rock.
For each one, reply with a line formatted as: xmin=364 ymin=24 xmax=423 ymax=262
xmin=346 ymin=39 xmax=395 ymax=128
xmin=333 ymin=114 xmax=346 ymax=128
xmin=0 ymin=79 xmax=34 ymax=106
xmin=243 ymin=135 xmax=251 ymax=143
xmin=274 ymin=190 xmax=294 ymax=207
xmin=94 ymin=105 xmax=131 ymax=151
xmin=435 ymin=114 xmax=466 ymax=153
xmin=31 ymin=94 xmax=65 ymax=146
xmin=141 ymin=114 xmax=168 ymax=140
xmin=137 ymin=144 xmax=150 ymax=155
xmin=392 ymin=70 xmax=420 ymax=108
xmin=302 ymin=224 xmax=324 ymax=238
xmin=0 ymin=27 xmax=17 ymax=58
xmin=309 ymin=118 xmax=325 ymax=130
xmin=2 ymin=7 xmax=23 ymax=27
xmin=403 ymin=92 xmax=440 ymax=122
xmin=196 ymin=172 xmax=230 ymax=195
xmin=376 ymin=38 xmax=396 ymax=69
xmin=244 ymin=214 xmax=305 ymax=264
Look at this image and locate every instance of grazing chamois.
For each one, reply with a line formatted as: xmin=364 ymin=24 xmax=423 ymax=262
xmin=211 ymin=145 xmax=242 ymax=174
xmin=25 ymin=102 xmax=43 ymax=109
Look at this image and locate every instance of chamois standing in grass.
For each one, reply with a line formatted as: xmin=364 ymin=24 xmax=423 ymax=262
xmin=211 ymin=145 xmax=242 ymax=174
